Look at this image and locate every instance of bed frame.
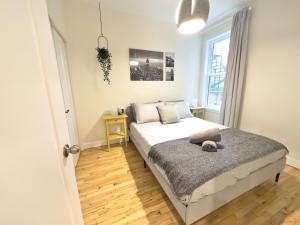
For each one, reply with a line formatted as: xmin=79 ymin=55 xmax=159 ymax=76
xmin=129 ymin=133 xmax=286 ymax=225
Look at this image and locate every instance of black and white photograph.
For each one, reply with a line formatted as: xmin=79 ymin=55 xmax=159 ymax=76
xmin=165 ymin=67 xmax=174 ymax=81
xmin=129 ymin=49 xmax=163 ymax=81
xmin=165 ymin=52 xmax=175 ymax=67
xmin=165 ymin=52 xmax=175 ymax=81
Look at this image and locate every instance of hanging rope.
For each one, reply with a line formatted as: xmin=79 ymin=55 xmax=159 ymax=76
xmin=97 ymin=0 xmax=108 ymax=49
xmin=96 ymin=0 xmax=112 ymax=85
xmin=98 ymin=0 xmax=103 ymax=36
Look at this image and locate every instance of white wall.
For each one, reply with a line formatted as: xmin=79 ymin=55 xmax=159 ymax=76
xmin=240 ymin=0 xmax=300 ymax=163
xmin=0 ymin=1 xmax=74 ymax=224
xmin=46 ymin=0 xmax=67 ymax=37
xmin=62 ymin=0 xmax=201 ymax=147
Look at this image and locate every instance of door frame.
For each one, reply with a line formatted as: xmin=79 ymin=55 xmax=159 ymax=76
xmin=29 ymin=0 xmax=83 ymax=225
xmin=51 ymin=22 xmax=80 ymax=166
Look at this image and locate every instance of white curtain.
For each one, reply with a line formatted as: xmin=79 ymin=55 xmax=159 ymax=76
xmin=219 ymin=7 xmax=251 ymax=127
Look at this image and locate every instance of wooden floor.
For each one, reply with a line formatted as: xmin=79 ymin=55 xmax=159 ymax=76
xmin=76 ymin=143 xmax=300 ymax=225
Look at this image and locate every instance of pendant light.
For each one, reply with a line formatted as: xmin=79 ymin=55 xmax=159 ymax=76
xmin=176 ymin=0 xmax=210 ymax=34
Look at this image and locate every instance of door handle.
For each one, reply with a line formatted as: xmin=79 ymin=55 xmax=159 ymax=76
xmin=63 ymin=144 xmax=81 ymax=158
xmin=65 ymin=109 xmax=70 ymax=114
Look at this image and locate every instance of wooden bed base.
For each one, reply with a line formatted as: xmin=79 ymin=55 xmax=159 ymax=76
xmin=130 ymin=133 xmax=286 ymax=225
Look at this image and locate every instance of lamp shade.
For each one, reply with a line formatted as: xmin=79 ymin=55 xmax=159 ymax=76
xmin=177 ymin=0 xmax=210 ymax=34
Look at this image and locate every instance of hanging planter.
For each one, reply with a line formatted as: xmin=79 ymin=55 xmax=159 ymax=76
xmin=96 ymin=1 xmax=112 ymax=85
xmin=96 ymin=37 xmax=112 ymax=85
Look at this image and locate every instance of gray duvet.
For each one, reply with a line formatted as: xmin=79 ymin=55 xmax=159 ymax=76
xmin=148 ymin=128 xmax=288 ymax=198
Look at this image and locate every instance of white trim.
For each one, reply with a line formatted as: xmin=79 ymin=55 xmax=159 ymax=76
xmin=202 ymin=31 xmax=230 ymax=109
xmin=286 ymin=156 xmax=300 ymax=169
xmin=81 ymin=138 xmax=129 ymax=150
xmin=202 ymin=15 xmax=233 ymax=35
xmin=51 ymin=27 xmax=80 ymax=166
xmin=49 ymin=17 xmax=67 ymax=43
xmin=201 ymin=2 xmax=251 ymax=34
xmin=81 ymin=140 xmax=105 ymax=150
xmin=205 ymin=107 xmax=220 ymax=114
xmin=198 ymin=19 xmax=232 ymax=107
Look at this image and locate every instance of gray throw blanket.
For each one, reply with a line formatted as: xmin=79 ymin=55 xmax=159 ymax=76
xmin=148 ymin=128 xmax=288 ymax=198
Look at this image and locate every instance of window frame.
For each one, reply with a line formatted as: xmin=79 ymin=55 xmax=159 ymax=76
xmin=203 ymin=31 xmax=231 ymax=111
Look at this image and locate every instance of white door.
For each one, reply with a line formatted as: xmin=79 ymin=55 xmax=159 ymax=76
xmin=52 ymin=27 xmax=80 ymax=166
xmin=29 ymin=1 xmax=84 ymax=224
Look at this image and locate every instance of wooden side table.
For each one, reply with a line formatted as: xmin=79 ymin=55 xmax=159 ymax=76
xmin=103 ymin=114 xmax=128 ymax=150
xmin=190 ymin=106 xmax=206 ymax=119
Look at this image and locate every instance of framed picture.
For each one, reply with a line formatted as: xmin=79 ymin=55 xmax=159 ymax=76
xmin=165 ymin=67 xmax=174 ymax=81
xmin=165 ymin=52 xmax=175 ymax=81
xmin=165 ymin=52 xmax=175 ymax=67
xmin=129 ymin=49 xmax=163 ymax=81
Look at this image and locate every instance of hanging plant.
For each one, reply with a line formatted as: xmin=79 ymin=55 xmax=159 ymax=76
xmin=96 ymin=1 xmax=112 ymax=85
xmin=96 ymin=46 xmax=112 ymax=85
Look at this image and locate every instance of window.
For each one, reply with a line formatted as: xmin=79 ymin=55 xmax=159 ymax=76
xmin=204 ymin=32 xmax=230 ymax=110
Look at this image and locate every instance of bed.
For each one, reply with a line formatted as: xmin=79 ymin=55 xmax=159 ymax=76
xmin=127 ymin=107 xmax=287 ymax=225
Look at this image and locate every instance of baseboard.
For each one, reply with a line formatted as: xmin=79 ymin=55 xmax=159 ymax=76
xmin=286 ymin=156 xmax=300 ymax=169
xmin=81 ymin=138 xmax=128 ymax=150
xmin=81 ymin=140 xmax=106 ymax=150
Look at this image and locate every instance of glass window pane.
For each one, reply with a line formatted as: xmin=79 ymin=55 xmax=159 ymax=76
xmin=205 ymin=32 xmax=230 ymax=109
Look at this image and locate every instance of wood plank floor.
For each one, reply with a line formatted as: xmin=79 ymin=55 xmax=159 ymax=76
xmin=76 ymin=143 xmax=300 ymax=225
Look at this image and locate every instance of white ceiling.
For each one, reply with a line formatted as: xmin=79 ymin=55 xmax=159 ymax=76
xmin=101 ymin=0 xmax=250 ymax=23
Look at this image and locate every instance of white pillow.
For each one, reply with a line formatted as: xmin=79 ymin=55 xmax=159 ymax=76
xmin=132 ymin=102 xmax=163 ymax=124
xmin=165 ymin=101 xmax=193 ymax=119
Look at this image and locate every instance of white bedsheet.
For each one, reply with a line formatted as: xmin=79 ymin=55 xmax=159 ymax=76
xmin=130 ymin=117 xmax=286 ymax=203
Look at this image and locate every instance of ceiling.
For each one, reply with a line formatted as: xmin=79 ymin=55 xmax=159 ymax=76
xmin=101 ymin=0 xmax=250 ymax=23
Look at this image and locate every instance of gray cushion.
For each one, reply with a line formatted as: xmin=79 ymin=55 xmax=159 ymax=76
xmin=157 ymin=105 xmax=180 ymax=124
xmin=189 ymin=128 xmax=221 ymax=144
xmin=132 ymin=102 xmax=163 ymax=124
xmin=165 ymin=100 xmax=193 ymax=119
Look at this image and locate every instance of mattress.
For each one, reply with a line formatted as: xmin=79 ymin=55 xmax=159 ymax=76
xmin=130 ymin=117 xmax=286 ymax=204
